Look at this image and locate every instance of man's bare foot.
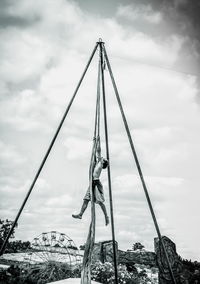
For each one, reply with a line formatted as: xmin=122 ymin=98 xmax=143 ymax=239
xmin=72 ymin=214 xmax=82 ymax=219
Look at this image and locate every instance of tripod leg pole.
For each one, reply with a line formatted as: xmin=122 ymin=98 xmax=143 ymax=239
xmin=0 ymin=42 xmax=99 ymax=256
xmin=103 ymin=46 xmax=176 ymax=284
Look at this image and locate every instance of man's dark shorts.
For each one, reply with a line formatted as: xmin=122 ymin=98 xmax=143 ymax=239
xmin=84 ymin=179 xmax=105 ymax=203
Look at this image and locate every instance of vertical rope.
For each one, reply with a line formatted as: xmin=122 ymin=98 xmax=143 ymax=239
xmin=103 ymin=45 xmax=176 ymax=284
xmin=81 ymin=50 xmax=101 ymax=284
xmin=81 ymin=139 xmax=97 ymax=284
xmin=95 ymin=56 xmax=101 ymax=139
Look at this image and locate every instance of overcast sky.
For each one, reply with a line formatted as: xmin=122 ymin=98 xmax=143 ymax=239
xmin=1 ymin=0 xmax=200 ymax=261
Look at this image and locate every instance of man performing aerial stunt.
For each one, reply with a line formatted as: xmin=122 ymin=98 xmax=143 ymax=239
xmin=72 ymin=137 xmax=109 ymax=226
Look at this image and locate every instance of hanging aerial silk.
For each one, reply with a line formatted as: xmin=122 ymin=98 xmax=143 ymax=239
xmin=81 ymin=58 xmax=101 ymax=284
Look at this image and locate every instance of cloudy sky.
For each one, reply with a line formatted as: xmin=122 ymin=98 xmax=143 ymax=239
xmin=1 ymin=0 xmax=200 ymax=261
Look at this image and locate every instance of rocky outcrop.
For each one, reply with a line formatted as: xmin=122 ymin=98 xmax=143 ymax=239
xmin=92 ymin=240 xmax=156 ymax=267
xmin=154 ymin=236 xmax=183 ymax=284
xmin=118 ymin=249 xmax=156 ymax=267
xmin=91 ymin=237 xmax=198 ymax=283
xmin=92 ymin=240 xmax=118 ymax=263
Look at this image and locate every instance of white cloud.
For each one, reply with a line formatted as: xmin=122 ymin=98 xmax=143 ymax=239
xmin=0 ymin=89 xmax=63 ymax=132
xmin=0 ymin=30 xmax=51 ymax=84
xmin=113 ymin=174 xmax=183 ymax=205
xmin=46 ymin=194 xmax=72 ymax=207
xmin=63 ymin=137 xmax=92 ymax=160
xmin=117 ymin=4 xmax=162 ymax=24
xmin=0 ymin=140 xmax=25 ymax=166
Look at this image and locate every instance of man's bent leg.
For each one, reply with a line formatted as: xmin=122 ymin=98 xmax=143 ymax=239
xmin=72 ymin=200 xmax=89 ymax=219
xmin=98 ymin=202 xmax=109 ymax=226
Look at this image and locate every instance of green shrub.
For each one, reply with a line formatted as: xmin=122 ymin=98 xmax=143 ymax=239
xmin=91 ymin=261 xmax=150 ymax=284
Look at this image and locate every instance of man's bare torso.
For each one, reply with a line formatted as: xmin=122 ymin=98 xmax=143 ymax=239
xmin=93 ymin=158 xmax=103 ymax=180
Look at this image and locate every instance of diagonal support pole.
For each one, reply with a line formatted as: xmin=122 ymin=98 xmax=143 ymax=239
xmin=99 ymin=41 xmax=119 ymax=284
xmin=103 ymin=46 xmax=177 ymax=284
xmin=0 ymin=42 xmax=99 ymax=256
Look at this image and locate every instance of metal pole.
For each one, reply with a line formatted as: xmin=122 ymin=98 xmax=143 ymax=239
xmin=99 ymin=41 xmax=119 ymax=284
xmin=0 ymin=42 xmax=99 ymax=256
xmin=103 ymin=46 xmax=176 ymax=284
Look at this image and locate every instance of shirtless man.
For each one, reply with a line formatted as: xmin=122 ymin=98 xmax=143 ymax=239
xmin=72 ymin=138 xmax=109 ymax=226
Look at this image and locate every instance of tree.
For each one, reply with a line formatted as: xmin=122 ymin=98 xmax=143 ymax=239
xmin=0 ymin=219 xmax=29 ymax=254
xmin=79 ymin=244 xmax=85 ymax=250
xmin=0 ymin=219 xmax=17 ymax=252
xmin=132 ymin=242 xmax=144 ymax=251
xmin=0 ymin=219 xmax=16 ymax=241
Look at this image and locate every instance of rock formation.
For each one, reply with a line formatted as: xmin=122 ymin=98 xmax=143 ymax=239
xmin=92 ymin=240 xmax=118 ymax=263
xmin=154 ymin=236 xmax=183 ymax=283
xmin=118 ymin=249 xmax=156 ymax=267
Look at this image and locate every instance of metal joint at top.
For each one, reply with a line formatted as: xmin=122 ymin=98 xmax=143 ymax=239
xmin=97 ymin=38 xmax=104 ymax=44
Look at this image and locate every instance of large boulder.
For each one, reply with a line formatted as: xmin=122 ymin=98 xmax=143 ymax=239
xmin=92 ymin=240 xmax=118 ymax=263
xmin=154 ymin=236 xmax=183 ymax=284
xmin=118 ymin=249 xmax=156 ymax=267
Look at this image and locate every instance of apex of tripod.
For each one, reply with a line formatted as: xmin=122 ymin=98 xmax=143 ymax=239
xmin=97 ymin=38 xmax=105 ymax=44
